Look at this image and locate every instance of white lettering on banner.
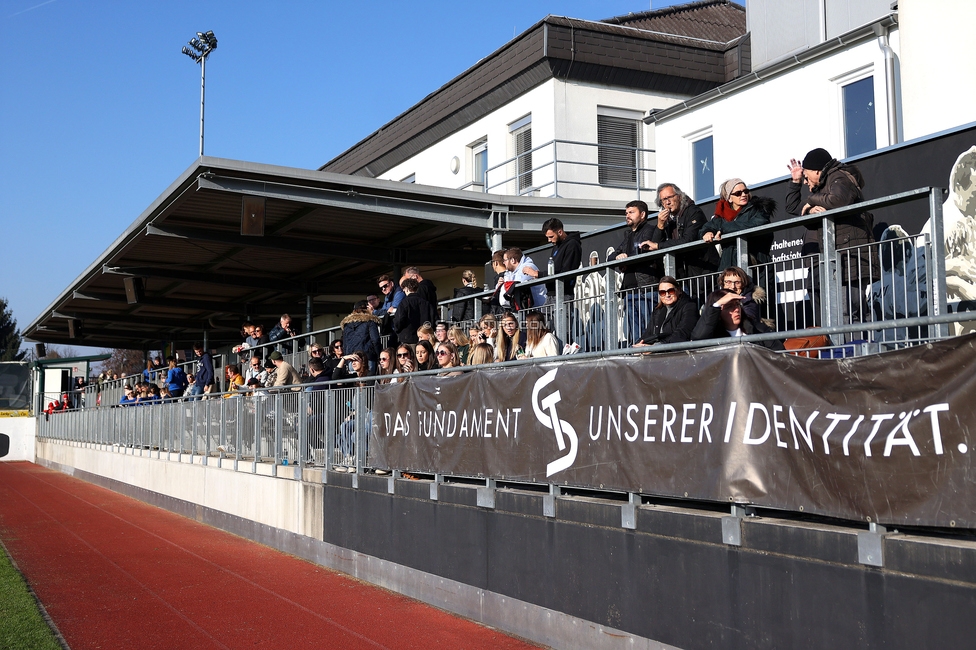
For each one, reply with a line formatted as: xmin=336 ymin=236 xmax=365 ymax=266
xmin=532 ymin=369 xmax=579 ymax=477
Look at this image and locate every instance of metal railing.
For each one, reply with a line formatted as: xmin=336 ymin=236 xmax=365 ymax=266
xmin=483 ymin=139 xmax=656 ymax=199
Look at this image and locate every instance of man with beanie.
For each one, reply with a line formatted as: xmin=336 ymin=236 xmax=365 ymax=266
xmin=786 ymin=148 xmax=878 ymax=326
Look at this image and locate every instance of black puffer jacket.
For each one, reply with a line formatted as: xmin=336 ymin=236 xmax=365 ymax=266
xmin=635 ymin=293 xmax=699 ymax=346
xmin=340 ymin=312 xmax=382 ymax=363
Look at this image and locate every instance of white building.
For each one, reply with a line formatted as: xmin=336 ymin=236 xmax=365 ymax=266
xmin=321 ymin=2 xmax=752 ymax=204
xmin=651 ymin=0 xmax=976 ymax=200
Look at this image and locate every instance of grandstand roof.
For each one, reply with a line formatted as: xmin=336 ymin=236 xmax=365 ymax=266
xmin=24 ymin=158 xmax=623 ymax=350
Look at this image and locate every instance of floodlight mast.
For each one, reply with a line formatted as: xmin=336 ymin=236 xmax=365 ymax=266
xmin=181 ymin=30 xmax=217 ymax=157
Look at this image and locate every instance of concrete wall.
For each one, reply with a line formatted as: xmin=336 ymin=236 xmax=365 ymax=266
xmin=0 ymin=416 xmax=35 ymax=462
xmin=654 ymin=36 xmax=894 ymax=198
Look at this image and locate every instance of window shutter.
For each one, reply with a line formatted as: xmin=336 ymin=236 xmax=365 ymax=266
xmin=598 ymin=116 xmax=639 ymax=186
xmin=513 ymin=126 xmax=533 ymax=191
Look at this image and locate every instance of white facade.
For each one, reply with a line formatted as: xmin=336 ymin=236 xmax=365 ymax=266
xmin=377 ymin=79 xmax=686 ymax=203
xmin=654 ymin=33 xmax=898 ymax=198
xmin=900 ymin=0 xmax=976 ymax=141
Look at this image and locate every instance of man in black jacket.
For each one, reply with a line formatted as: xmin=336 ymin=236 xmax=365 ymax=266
xmin=393 ymin=278 xmax=436 ymax=344
xmin=648 ymin=182 xmax=718 ymax=278
xmin=402 ymin=267 xmax=438 ymax=307
xmin=542 ymin=218 xmax=582 ymax=298
xmin=610 ymin=200 xmax=659 ymax=343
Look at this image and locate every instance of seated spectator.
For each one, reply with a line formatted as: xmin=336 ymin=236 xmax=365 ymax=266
xmin=417 ymin=323 xmax=436 ymax=344
xmin=303 ymin=358 xmax=331 ymax=390
xmin=435 ymin=342 xmax=463 ymax=376
xmin=393 ymin=278 xmax=436 ymax=345
xmin=340 ymin=300 xmax=382 ymax=373
xmin=332 ymin=350 xmax=374 ymax=385
xmin=434 ymin=321 xmax=449 ymax=344
xmin=245 ymin=355 xmax=268 ymax=386
xmin=392 ymin=344 xmax=417 ymax=383
xmin=477 ymin=314 xmax=498 ymax=350
xmin=691 ymin=290 xmax=784 ymax=350
xmin=244 ymin=378 xmax=263 ymax=393
xmin=377 ymin=348 xmax=396 ymax=384
xmin=268 ymin=351 xmax=302 ymax=390
xmin=323 ymin=340 xmax=343 ymax=380
xmin=145 ymin=384 xmax=162 ymax=403
xmin=415 ymin=340 xmax=437 ymax=371
xmin=447 ymin=326 xmax=471 ymax=365
xmin=119 ymin=385 xmax=136 ymax=406
xmin=224 ymin=364 xmax=245 ymax=397
xmin=496 ymin=312 xmax=526 ymax=361
xmin=634 ymin=276 xmax=699 ymax=348
xmin=523 ymin=312 xmax=561 ymax=358
xmin=160 ymin=386 xmax=172 ymax=400
xmin=451 ymin=270 xmax=481 ymax=323
xmin=268 ymin=313 xmax=299 ymax=353
xmin=701 ymin=179 xmax=776 ymax=270
xmin=467 ymin=343 xmax=495 ymax=366
xmin=718 ymin=266 xmax=765 ymax=325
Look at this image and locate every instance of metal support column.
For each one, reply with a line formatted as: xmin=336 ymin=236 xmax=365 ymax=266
xmin=604 ymin=267 xmax=619 ymax=350
xmin=928 ymin=187 xmax=949 ymax=338
xmin=820 ymin=216 xmax=842 ymax=340
xmin=554 ymin=278 xmax=566 ymax=344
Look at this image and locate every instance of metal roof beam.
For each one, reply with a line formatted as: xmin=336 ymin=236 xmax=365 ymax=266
xmin=71 ymin=291 xmax=313 ymax=315
xmin=196 ymin=175 xmax=492 ymax=228
xmin=146 ymin=224 xmax=487 ymax=266
xmin=103 ymin=265 xmax=308 ymax=293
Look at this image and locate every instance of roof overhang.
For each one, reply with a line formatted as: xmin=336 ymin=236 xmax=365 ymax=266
xmin=25 ymin=157 xmax=623 ymax=350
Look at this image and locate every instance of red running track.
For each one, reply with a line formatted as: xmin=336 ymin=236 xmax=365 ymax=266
xmin=0 ymin=462 xmax=541 ymax=650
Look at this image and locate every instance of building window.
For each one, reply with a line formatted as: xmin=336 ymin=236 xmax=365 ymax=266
xmin=470 ymin=139 xmax=487 ymax=191
xmin=401 ymin=173 xmax=416 ymax=183
xmin=509 ymin=115 xmax=532 ymax=192
xmin=598 ymin=115 xmax=641 ymax=187
xmin=843 ymin=77 xmax=876 ymax=156
xmin=692 ymin=136 xmax=714 ymax=201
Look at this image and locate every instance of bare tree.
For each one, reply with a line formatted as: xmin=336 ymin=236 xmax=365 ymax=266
xmin=101 ymin=349 xmax=145 ymax=377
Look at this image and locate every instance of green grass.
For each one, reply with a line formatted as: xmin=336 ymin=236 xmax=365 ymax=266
xmin=0 ymin=544 xmax=63 ymax=650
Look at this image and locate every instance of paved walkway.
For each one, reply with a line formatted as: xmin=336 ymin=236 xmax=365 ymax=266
xmin=0 ymin=462 xmax=541 ymax=649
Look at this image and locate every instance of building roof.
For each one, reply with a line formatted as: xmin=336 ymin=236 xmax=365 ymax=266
xmin=319 ymin=2 xmax=748 ymax=180
xmin=602 ymin=1 xmax=746 ymax=45
xmin=24 ymin=158 xmax=624 ymax=350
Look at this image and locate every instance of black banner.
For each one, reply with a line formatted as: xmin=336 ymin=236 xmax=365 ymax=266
xmin=0 ymin=363 xmax=30 ymax=411
xmin=371 ymin=336 xmax=976 ymax=528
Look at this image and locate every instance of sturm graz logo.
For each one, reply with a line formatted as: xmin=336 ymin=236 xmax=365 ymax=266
xmin=532 ymin=369 xmax=578 ymax=476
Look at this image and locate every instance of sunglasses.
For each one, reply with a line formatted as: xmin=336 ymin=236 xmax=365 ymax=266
xmin=435 ymin=350 xmax=451 ymax=357
xmin=380 ymin=357 xmax=390 ymax=362
xmin=730 ymin=189 xmax=750 ymax=197
xmin=397 ymin=352 xmax=410 ymax=358
xmin=379 ymin=282 xmax=392 ymax=289
xmin=658 ymin=288 xmax=677 ymax=296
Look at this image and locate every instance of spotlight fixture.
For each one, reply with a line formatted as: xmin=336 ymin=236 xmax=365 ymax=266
xmin=181 ymin=30 xmax=218 ymax=156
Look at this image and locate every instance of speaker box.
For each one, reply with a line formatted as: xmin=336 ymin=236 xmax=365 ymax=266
xmin=35 ymin=343 xmax=46 ymax=358
xmin=241 ymin=196 xmax=266 ymax=236
xmin=68 ymin=319 xmax=82 ymax=339
xmin=124 ymin=276 xmax=144 ymax=304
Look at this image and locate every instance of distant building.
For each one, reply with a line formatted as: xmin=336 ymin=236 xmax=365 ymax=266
xmin=321 ymin=1 xmax=750 ymax=203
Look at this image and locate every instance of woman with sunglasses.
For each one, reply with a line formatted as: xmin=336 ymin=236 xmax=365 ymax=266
xmin=332 ymin=350 xmax=373 ymax=385
xmin=391 ymin=344 xmax=417 ymax=383
xmin=322 ymin=340 xmax=344 ymax=380
xmin=377 ymin=347 xmax=396 ymax=384
xmin=633 ymin=276 xmax=698 ymax=348
xmin=495 ymin=312 xmax=525 ymax=362
xmin=434 ymin=342 xmax=463 ymax=376
xmin=700 ymin=178 xmax=776 ymax=271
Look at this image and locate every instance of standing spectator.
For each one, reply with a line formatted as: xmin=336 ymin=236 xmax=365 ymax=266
xmin=633 ymin=276 xmax=698 ymax=348
xmin=701 ymin=178 xmax=776 ymax=271
xmin=268 ymin=351 xmax=302 ymax=390
xmin=648 ymin=183 xmax=718 ymax=278
xmin=403 ymin=266 xmax=438 ymax=307
xmin=393 ymin=278 xmax=436 ymax=345
xmin=542 ymin=218 xmax=582 ymax=299
xmin=268 ymin=313 xmax=298 ymax=353
xmin=189 ymin=343 xmax=213 ymax=399
xmin=374 ymin=274 xmax=405 ymax=347
xmin=340 ymin=300 xmax=382 ymax=373
xmin=610 ymin=200 xmax=660 ymax=343
xmin=786 ymin=148 xmax=878 ymax=324
xmin=451 ymin=270 xmax=481 ymax=323
xmin=248 ymin=324 xmax=269 ymax=359
xmin=503 ymin=247 xmax=547 ymax=307
xmin=164 ymin=356 xmax=189 ymax=398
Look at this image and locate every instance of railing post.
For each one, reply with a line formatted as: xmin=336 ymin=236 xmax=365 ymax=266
xmin=735 ymin=236 xmax=750 ymax=274
xmin=554 ymin=278 xmax=566 ymax=344
xmin=604 ymin=266 xmax=619 ymax=350
xmin=325 ymin=389 xmax=335 ymax=472
xmin=552 ymin=140 xmax=559 ymax=198
xmin=928 ymin=187 xmax=949 ymax=338
xmin=298 ymin=390 xmax=308 ymax=468
xmin=473 ymin=293 xmax=483 ymax=321
xmin=273 ymin=392 xmax=283 ymax=477
xmin=820 ymin=215 xmax=842 ymax=337
xmin=355 ymin=385 xmax=367 ymax=474
xmin=663 ymin=252 xmax=677 ymax=279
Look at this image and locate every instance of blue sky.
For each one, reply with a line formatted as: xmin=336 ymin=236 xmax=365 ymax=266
xmin=0 ymin=0 xmax=685 ymax=343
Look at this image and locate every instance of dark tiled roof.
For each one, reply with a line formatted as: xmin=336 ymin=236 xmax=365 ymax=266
xmin=602 ymin=0 xmax=746 ymax=45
